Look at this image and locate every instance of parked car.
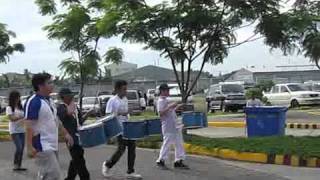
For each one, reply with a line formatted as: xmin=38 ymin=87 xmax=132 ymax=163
xmin=146 ymin=89 xmax=156 ymax=106
xmin=153 ymin=84 xmax=194 ymax=115
xmin=264 ymin=83 xmax=320 ymax=108
xmin=304 ymin=81 xmax=320 ymax=92
xmin=98 ymin=95 xmax=113 ymax=116
xmin=0 ymin=96 xmax=8 ymax=113
xmin=206 ymin=82 xmax=246 ymax=113
xmin=98 ymin=91 xmax=113 ymax=96
xmin=127 ymin=90 xmax=142 ymax=115
xmin=82 ymin=97 xmax=101 ymax=116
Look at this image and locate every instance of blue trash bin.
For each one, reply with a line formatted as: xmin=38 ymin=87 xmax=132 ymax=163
xmin=245 ymin=106 xmax=288 ymax=137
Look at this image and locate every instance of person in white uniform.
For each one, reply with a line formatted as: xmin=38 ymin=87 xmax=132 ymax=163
xmin=246 ymin=94 xmax=263 ymax=107
xmin=102 ymin=80 xmax=142 ymax=179
xmin=156 ymin=84 xmax=189 ymax=170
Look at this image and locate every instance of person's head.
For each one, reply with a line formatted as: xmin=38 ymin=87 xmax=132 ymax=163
xmin=8 ymin=90 xmax=22 ymax=111
xmin=59 ymin=88 xmax=76 ymax=105
xmin=159 ymin=84 xmax=170 ymax=97
xmin=114 ymin=80 xmax=128 ymax=98
xmin=32 ymin=73 xmax=53 ymax=96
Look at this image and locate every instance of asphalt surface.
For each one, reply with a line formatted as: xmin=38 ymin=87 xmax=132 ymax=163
xmin=0 ymin=142 xmax=289 ymax=180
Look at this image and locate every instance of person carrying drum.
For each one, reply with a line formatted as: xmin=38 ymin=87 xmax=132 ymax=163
xmin=24 ymin=73 xmax=73 ymax=180
xmin=57 ymin=88 xmax=91 ymax=180
xmin=156 ymin=84 xmax=189 ymax=170
xmin=102 ymin=80 xmax=142 ymax=179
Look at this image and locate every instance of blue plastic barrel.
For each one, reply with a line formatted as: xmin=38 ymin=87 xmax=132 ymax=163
xmin=182 ymin=112 xmax=207 ymax=129
xmin=245 ymin=107 xmax=288 ymax=137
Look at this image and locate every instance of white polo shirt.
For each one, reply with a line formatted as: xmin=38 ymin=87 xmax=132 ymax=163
xmin=105 ymin=95 xmax=128 ymax=127
xmin=24 ymin=94 xmax=59 ymax=152
xmin=157 ymin=96 xmax=178 ymax=135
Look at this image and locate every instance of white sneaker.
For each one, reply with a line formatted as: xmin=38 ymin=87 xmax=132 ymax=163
xmin=126 ymin=172 xmax=142 ymax=179
xmin=102 ymin=161 xmax=112 ymax=177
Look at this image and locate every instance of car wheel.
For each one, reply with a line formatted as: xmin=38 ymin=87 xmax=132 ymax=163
xmin=221 ymin=103 xmax=229 ymax=113
xmin=290 ymin=99 xmax=300 ymax=108
xmin=210 ymin=109 xmax=215 ymax=113
xmin=231 ymin=108 xmax=238 ymax=113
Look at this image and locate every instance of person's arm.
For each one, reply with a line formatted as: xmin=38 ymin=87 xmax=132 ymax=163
xmin=25 ymin=120 xmax=37 ymax=158
xmin=158 ymin=100 xmax=177 ymax=117
xmin=57 ymin=105 xmax=74 ymax=146
xmin=24 ymin=97 xmax=41 ymax=158
xmin=6 ymin=107 xmax=23 ymax=122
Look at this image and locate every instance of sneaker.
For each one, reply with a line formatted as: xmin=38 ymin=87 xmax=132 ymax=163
xmin=174 ymin=160 xmax=190 ymax=170
xmin=126 ymin=172 xmax=142 ymax=179
xmin=156 ymin=160 xmax=169 ymax=170
xmin=102 ymin=161 xmax=112 ymax=177
xmin=16 ymin=168 xmax=27 ymax=171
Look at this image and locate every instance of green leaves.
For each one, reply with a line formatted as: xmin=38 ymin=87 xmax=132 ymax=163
xmin=104 ymin=47 xmax=123 ymax=64
xmin=35 ymin=0 xmax=57 ymax=15
xmin=0 ymin=23 xmax=25 ymax=63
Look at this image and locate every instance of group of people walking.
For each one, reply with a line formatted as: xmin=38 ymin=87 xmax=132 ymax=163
xmin=5 ymin=73 xmax=189 ymax=180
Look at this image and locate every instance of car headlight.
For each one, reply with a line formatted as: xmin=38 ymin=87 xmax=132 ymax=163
xmin=299 ymin=94 xmax=310 ymax=98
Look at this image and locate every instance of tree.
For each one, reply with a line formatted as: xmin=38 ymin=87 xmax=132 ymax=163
xmin=23 ymin=69 xmax=31 ymax=85
xmin=95 ymin=0 xmax=283 ymax=103
xmin=258 ymin=0 xmax=320 ymax=69
xmin=0 ymin=23 xmax=24 ymax=63
xmin=35 ymin=0 xmax=123 ymax=110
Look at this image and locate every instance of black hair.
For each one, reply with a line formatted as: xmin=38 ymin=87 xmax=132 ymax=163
xmin=114 ymin=80 xmax=128 ymax=91
xmin=32 ymin=73 xmax=52 ymax=91
xmin=8 ymin=90 xmax=23 ymax=113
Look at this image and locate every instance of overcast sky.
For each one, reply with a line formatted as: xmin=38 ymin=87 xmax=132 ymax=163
xmin=0 ymin=0 xmax=312 ymax=76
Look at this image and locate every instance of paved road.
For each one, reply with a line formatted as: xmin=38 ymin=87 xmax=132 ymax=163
xmin=0 ymin=142 xmax=290 ymax=180
xmin=209 ymin=110 xmax=320 ymax=123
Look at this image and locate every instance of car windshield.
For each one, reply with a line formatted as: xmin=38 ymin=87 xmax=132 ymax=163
xmin=83 ymin=98 xmax=97 ymax=105
xmin=221 ymin=84 xmax=244 ymax=93
xmin=127 ymin=92 xmax=138 ymax=100
xmin=170 ymin=87 xmax=181 ymax=96
xmin=287 ymin=84 xmax=307 ymax=92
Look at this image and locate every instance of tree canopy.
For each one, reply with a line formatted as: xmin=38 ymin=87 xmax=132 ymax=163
xmin=0 ymin=23 xmax=25 ymax=63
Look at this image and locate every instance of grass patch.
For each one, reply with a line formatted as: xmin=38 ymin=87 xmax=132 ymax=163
xmin=130 ymin=110 xmax=158 ymax=121
xmin=186 ymin=135 xmax=320 ymax=158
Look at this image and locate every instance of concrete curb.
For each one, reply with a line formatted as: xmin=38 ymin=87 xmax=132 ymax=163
xmin=286 ymin=123 xmax=320 ymax=129
xmin=184 ymin=143 xmax=320 ymax=168
xmin=208 ymin=121 xmax=320 ymax=129
xmin=208 ymin=121 xmax=245 ymax=128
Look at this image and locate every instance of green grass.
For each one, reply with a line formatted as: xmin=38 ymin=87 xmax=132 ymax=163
xmin=186 ymin=135 xmax=320 ymax=158
xmin=133 ymin=134 xmax=320 ymax=158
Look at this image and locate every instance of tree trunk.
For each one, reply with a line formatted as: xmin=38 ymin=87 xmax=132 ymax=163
xmin=79 ymin=81 xmax=84 ymax=112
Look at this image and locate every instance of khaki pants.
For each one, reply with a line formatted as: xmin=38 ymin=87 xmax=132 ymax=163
xmin=35 ymin=151 xmax=61 ymax=180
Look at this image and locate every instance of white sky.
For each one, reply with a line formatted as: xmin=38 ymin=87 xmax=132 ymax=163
xmin=0 ymin=0 xmax=311 ymax=76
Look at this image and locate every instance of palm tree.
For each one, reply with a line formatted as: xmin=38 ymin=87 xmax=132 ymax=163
xmin=0 ymin=23 xmax=24 ymax=63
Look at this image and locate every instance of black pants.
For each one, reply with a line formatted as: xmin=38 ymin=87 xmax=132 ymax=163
xmin=65 ymin=145 xmax=90 ymax=180
xmin=11 ymin=133 xmax=25 ymax=168
xmin=106 ymin=136 xmax=136 ymax=174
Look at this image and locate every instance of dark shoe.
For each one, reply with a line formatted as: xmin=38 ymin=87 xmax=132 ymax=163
xmin=174 ymin=160 xmax=190 ymax=170
xmin=156 ymin=160 xmax=169 ymax=170
xmin=16 ymin=168 xmax=27 ymax=171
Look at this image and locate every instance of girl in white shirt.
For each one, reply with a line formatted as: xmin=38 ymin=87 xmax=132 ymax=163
xmin=6 ymin=90 xmax=26 ymax=171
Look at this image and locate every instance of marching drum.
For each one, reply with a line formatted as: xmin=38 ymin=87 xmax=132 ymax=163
xmin=123 ymin=121 xmax=147 ymax=140
xmin=78 ymin=122 xmax=106 ymax=148
xmin=98 ymin=116 xmax=122 ymax=139
xmin=145 ymin=119 xmax=162 ymax=136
